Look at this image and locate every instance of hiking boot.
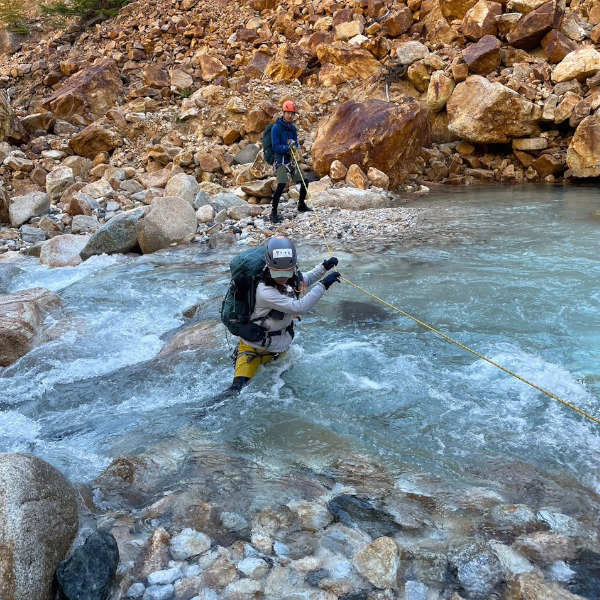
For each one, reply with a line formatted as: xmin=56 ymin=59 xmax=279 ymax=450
xmin=270 ymin=211 xmax=280 ymax=223
xmin=298 ymin=202 xmax=313 ymax=213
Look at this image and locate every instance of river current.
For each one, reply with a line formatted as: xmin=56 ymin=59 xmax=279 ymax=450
xmin=1 ymin=184 xmax=600 ymax=512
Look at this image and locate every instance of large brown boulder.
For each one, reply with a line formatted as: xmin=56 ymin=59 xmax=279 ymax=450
xmin=505 ymin=1 xmax=558 ymax=50
xmin=566 ymin=111 xmax=600 ymax=177
xmin=316 ymin=44 xmax=382 ymax=82
xmin=462 ymin=35 xmax=502 ymax=75
xmin=42 ymin=59 xmax=123 ymax=122
xmin=461 ymin=0 xmax=502 ymax=41
xmin=440 ymin=0 xmax=478 ymax=21
xmin=0 ymin=453 xmax=78 ymax=600
xmin=264 ymin=44 xmax=314 ymax=83
xmin=0 ymin=288 xmax=61 ymax=367
xmin=312 ymin=98 xmax=431 ymax=189
xmin=551 ymin=48 xmax=600 ymax=83
xmin=69 ymin=123 xmax=122 ymax=159
xmin=447 ymin=75 xmax=540 ymax=143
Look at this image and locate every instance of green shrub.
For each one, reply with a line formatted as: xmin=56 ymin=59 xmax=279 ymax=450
xmin=40 ymin=0 xmax=130 ymax=25
xmin=0 ymin=0 xmax=29 ymax=33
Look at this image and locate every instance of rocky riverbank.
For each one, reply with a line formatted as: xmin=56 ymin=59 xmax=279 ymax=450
xmin=4 ymin=432 xmax=600 ymax=600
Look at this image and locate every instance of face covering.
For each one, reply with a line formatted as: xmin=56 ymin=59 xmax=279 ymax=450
xmin=269 ymin=268 xmax=294 ymax=279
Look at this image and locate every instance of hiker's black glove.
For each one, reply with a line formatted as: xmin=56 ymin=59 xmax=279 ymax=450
xmin=321 ymin=272 xmax=341 ymax=290
xmin=322 ymin=257 xmax=338 ymax=271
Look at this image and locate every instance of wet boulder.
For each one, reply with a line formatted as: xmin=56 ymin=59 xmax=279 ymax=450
xmin=42 ymin=59 xmax=123 ymax=123
xmin=327 ymin=494 xmax=403 ymax=538
xmin=567 ymin=111 xmax=600 ymax=177
xmin=135 ymin=196 xmax=197 ymax=254
xmin=0 ymin=452 xmax=78 ymax=600
xmin=0 ymin=287 xmax=62 ymax=366
xmin=39 ymin=234 xmax=89 ymax=268
xmin=507 ymin=571 xmax=584 ymax=600
xmin=56 ymin=531 xmax=119 ymax=600
xmin=158 ymin=320 xmax=221 ymax=357
xmin=79 ymin=207 xmax=146 ymax=260
xmin=447 ymin=75 xmax=540 ymax=143
xmin=312 ymin=98 xmax=431 ymax=189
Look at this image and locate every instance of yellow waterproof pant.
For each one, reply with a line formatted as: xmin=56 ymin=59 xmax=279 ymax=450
xmin=233 ymin=341 xmax=285 ymax=379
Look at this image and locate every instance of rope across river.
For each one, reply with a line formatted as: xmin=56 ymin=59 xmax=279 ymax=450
xmin=289 ymin=145 xmax=600 ymax=427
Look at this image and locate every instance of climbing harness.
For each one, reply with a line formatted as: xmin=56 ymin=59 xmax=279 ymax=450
xmin=288 ymin=146 xmax=600 ymax=427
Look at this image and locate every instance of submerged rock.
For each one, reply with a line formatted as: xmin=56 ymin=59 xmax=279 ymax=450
xmin=327 ymin=494 xmax=403 ymax=538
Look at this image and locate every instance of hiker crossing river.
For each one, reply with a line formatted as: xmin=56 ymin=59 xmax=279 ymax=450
xmin=219 ymin=235 xmax=340 ymax=398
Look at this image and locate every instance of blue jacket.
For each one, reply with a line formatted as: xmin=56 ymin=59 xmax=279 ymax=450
xmin=271 ymin=117 xmax=298 ymax=166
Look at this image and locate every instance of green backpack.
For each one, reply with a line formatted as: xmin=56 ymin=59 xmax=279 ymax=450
xmin=262 ymin=123 xmax=275 ymax=165
xmin=220 ymin=246 xmax=267 ymax=337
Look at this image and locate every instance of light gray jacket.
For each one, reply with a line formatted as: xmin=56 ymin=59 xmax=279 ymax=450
xmin=242 ymin=263 xmax=327 ymax=354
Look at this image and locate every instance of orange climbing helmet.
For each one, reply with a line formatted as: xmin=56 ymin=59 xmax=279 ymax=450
xmin=282 ymin=100 xmax=298 ymax=113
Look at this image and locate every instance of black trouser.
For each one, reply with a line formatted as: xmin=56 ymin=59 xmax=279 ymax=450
xmin=272 ymin=179 xmax=308 ymax=214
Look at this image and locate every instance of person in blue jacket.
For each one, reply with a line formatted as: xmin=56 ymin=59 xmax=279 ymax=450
xmin=270 ymin=100 xmax=312 ymax=223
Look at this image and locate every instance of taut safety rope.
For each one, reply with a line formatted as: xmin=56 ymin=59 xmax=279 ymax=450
xmin=289 ymin=145 xmax=600 ymax=427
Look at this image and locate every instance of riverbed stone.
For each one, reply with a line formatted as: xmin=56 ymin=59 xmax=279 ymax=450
xmin=9 ymin=191 xmax=51 ymax=227
xmin=164 ymin=173 xmax=199 ymax=205
xmin=56 ymin=531 xmax=119 ymax=600
xmin=136 ymin=196 xmax=197 ymax=254
xmin=450 ymin=542 xmax=504 ymax=599
xmin=39 ymin=234 xmax=89 ymax=267
xmin=506 ymin=571 xmax=584 ymax=600
xmin=311 ymin=188 xmax=392 ymax=211
xmin=513 ymin=532 xmax=577 ymax=566
xmin=354 ymin=537 xmax=400 ymax=589
xmin=170 ymin=528 xmax=211 ymax=560
xmin=0 ymin=452 xmax=78 ymax=600
xmin=79 ymin=207 xmax=146 ymax=260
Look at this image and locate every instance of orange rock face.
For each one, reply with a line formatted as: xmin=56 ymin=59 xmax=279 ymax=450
xmin=311 ymin=99 xmax=431 ymax=189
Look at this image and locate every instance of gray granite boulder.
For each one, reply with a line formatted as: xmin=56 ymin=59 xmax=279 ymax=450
xmin=9 ymin=191 xmax=51 ymax=227
xmin=80 ymin=207 xmax=146 ymax=260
